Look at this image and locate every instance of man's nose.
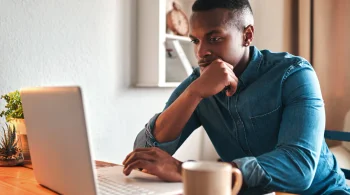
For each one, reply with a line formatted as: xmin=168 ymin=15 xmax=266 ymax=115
xmin=196 ymin=43 xmax=211 ymax=59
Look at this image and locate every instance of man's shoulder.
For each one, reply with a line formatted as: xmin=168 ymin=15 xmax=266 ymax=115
xmin=259 ymin=49 xmax=314 ymax=80
xmin=260 ymin=49 xmax=310 ymax=67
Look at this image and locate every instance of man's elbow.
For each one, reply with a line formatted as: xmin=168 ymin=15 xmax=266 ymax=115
xmin=285 ymin=163 xmax=316 ymax=191
xmin=281 ymin=148 xmax=318 ymax=191
xmin=266 ymin=156 xmax=317 ymax=191
xmin=291 ymin=171 xmax=314 ymax=191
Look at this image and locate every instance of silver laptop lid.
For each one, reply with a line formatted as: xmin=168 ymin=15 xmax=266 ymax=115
xmin=21 ymin=86 xmax=98 ymax=195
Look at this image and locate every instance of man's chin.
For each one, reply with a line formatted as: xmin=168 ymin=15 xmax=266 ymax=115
xmin=198 ymin=63 xmax=210 ymax=73
xmin=199 ymin=66 xmax=209 ymax=74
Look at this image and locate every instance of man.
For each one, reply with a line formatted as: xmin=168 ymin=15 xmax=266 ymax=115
xmin=123 ymin=0 xmax=350 ymax=194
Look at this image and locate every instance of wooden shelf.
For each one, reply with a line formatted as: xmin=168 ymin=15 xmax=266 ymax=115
xmin=136 ymin=0 xmax=195 ymax=88
xmin=165 ymin=34 xmax=191 ymax=42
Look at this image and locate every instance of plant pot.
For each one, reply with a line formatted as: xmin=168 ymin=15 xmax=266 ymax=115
xmin=0 ymin=153 xmax=24 ymax=167
xmin=9 ymin=119 xmax=31 ymax=161
xmin=0 ymin=124 xmax=25 ymax=167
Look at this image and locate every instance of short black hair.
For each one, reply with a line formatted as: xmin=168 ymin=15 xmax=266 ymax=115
xmin=192 ymin=0 xmax=253 ymax=30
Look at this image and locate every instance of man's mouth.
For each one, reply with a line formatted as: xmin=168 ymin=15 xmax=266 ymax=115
xmin=198 ymin=57 xmax=221 ymax=68
xmin=198 ymin=61 xmax=211 ymax=68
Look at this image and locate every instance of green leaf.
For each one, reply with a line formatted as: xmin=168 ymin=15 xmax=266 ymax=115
xmin=0 ymin=123 xmax=18 ymax=157
xmin=0 ymin=90 xmax=24 ymax=122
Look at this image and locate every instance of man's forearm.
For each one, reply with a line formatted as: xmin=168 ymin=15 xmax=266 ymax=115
xmin=153 ymin=85 xmax=202 ymax=143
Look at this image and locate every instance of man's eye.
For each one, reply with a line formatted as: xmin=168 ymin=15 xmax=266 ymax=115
xmin=191 ymin=39 xmax=199 ymax=44
xmin=209 ymin=37 xmax=222 ymax=42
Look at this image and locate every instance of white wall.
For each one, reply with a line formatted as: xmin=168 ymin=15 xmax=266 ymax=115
xmin=0 ymin=0 xmax=206 ymax=164
xmin=250 ymin=0 xmax=298 ymax=54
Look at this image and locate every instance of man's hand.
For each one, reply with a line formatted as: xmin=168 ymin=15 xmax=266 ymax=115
xmin=122 ymin=147 xmax=183 ymax=182
xmin=190 ymin=59 xmax=238 ymax=98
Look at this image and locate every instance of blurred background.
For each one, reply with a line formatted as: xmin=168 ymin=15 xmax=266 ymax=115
xmin=0 ymin=0 xmax=349 ymax=169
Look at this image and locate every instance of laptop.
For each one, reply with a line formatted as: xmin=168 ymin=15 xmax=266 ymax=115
xmin=20 ymin=86 xmax=183 ymax=195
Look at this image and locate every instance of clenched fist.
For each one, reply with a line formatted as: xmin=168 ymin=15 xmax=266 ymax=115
xmin=189 ymin=59 xmax=238 ymax=98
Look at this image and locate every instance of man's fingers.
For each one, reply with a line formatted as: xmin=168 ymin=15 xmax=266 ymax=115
xmin=224 ymin=66 xmax=238 ymax=96
xmin=227 ymin=79 xmax=238 ymax=96
xmin=122 ymin=147 xmax=155 ymax=165
xmin=225 ymin=82 xmax=237 ymax=96
xmin=123 ymin=151 xmax=156 ymax=166
xmin=224 ymin=62 xmax=234 ymax=71
xmin=226 ymin=85 xmax=237 ymax=96
xmin=142 ymin=169 xmax=150 ymax=174
xmin=225 ymin=73 xmax=238 ymax=96
xmin=123 ymin=160 xmax=154 ymax=176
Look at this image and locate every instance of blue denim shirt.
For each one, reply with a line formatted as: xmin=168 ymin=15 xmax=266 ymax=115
xmin=134 ymin=46 xmax=350 ymax=194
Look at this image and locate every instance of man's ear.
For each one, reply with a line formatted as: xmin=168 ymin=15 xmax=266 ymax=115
xmin=243 ymin=25 xmax=254 ymax=47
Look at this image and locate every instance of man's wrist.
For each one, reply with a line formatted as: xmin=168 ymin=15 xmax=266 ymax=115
xmin=185 ymin=83 xmax=203 ymax=102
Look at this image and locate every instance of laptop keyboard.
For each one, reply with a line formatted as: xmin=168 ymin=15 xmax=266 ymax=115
xmin=97 ymin=174 xmax=156 ymax=195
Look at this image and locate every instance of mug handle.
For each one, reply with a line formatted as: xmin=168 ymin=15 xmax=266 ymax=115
xmin=231 ymin=168 xmax=243 ymax=195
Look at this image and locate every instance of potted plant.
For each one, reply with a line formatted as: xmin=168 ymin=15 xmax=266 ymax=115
xmin=0 ymin=124 xmax=24 ymax=166
xmin=0 ymin=90 xmax=24 ymax=122
xmin=0 ymin=90 xmax=30 ymax=161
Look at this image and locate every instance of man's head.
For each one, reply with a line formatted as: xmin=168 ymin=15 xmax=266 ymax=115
xmin=190 ymin=0 xmax=254 ymax=73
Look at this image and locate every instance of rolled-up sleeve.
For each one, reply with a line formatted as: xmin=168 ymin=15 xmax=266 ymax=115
xmin=233 ymin=63 xmax=325 ymax=193
xmin=133 ymin=68 xmax=202 ymax=155
xmin=133 ymin=113 xmax=182 ymax=154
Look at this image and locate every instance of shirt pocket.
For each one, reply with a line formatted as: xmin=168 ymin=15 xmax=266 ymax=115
xmin=250 ymin=106 xmax=282 ymax=147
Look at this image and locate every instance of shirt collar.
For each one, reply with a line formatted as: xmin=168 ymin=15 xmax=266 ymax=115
xmin=238 ymin=46 xmax=263 ymax=88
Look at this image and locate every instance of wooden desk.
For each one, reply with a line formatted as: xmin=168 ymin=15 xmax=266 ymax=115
xmin=0 ymin=161 xmax=296 ymax=195
xmin=0 ymin=161 xmax=116 ymax=195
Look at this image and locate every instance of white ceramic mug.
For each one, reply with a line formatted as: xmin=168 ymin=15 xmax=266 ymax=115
xmin=182 ymin=161 xmax=243 ymax=195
